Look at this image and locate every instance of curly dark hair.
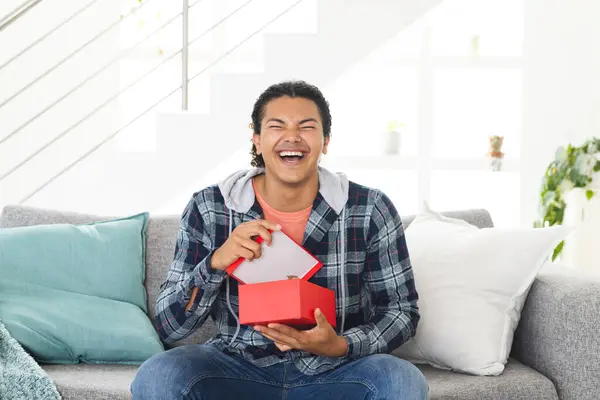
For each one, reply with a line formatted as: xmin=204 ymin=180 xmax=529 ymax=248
xmin=250 ymin=80 xmax=332 ymax=167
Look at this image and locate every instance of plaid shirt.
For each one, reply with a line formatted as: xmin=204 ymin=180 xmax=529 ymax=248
xmin=155 ymin=180 xmax=419 ymax=375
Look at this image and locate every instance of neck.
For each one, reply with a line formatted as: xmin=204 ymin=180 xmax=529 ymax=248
xmin=255 ymin=171 xmax=318 ymax=212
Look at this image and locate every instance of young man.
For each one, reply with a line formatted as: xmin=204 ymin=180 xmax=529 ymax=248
xmin=131 ymin=81 xmax=428 ymax=399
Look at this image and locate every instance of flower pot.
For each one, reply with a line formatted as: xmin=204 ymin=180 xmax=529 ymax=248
xmin=487 ymin=152 xmax=504 ymax=171
xmin=381 ymin=130 xmax=401 ymax=155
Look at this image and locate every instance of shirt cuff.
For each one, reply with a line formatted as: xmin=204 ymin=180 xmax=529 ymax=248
xmin=195 ymin=252 xmax=227 ymax=288
xmin=342 ymin=327 xmax=370 ymax=359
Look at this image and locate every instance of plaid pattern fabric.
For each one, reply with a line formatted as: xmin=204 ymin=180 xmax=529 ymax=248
xmin=155 ymin=180 xmax=419 ymax=375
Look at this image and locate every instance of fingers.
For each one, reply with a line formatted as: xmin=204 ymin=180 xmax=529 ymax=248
xmin=238 ymin=225 xmax=272 ymax=246
xmin=254 ymin=326 xmax=298 ymax=347
xmin=236 ymin=237 xmax=262 ymax=260
xmin=262 ymin=333 xmax=290 ymax=349
xmin=275 ymin=342 xmax=292 ymax=352
xmin=261 ymin=332 xmax=277 ymax=341
xmin=256 ymin=328 xmax=293 ymax=351
xmin=314 ymin=308 xmax=330 ymax=328
xmin=234 ymin=245 xmax=255 ymax=261
xmin=235 ymin=220 xmax=280 ymax=246
xmin=256 ymin=220 xmax=281 ymax=232
xmin=266 ymin=323 xmax=303 ymax=342
xmin=253 ymin=226 xmax=274 ymax=245
xmin=245 ymin=221 xmax=280 ymax=245
xmin=215 ymin=219 xmax=282 ymax=269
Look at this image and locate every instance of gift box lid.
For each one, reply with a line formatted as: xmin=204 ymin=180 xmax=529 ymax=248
xmin=226 ymin=230 xmax=323 ymax=284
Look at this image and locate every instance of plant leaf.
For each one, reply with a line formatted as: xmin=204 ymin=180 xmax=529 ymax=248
xmin=555 ymin=205 xmax=564 ymax=224
xmin=586 ymin=190 xmax=595 ymax=200
xmin=552 ymin=240 xmax=565 ymax=262
xmin=542 ymin=190 xmax=556 ymax=206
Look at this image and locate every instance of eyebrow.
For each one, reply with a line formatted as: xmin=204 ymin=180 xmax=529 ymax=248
xmin=265 ymin=118 xmax=319 ymax=125
xmin=298 ymin=118 xmax=318 ymax=125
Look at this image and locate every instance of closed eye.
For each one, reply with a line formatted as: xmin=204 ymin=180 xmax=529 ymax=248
xmin=300 ymin=126 xmax=316 ymax=130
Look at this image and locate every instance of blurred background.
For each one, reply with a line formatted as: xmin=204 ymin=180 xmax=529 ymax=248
xmin=1 ymin=0 xmax=599 ymax=231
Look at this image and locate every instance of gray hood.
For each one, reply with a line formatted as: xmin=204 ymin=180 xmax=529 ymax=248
xmin=217 ymin=166 xmax=349 ymax=214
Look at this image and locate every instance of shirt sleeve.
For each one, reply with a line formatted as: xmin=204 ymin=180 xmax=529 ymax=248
xmin=342 ymin=191 xmax=420 ymax=359
xmin=154 ymin=195 xmax=226 ymax=344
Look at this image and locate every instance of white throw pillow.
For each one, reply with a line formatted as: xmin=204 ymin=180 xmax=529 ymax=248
xmin=394 ymin=204 xmax=572 ymax=376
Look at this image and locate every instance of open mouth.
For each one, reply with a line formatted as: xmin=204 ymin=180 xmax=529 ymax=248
xmin=278 ymin=151 xmax=306 ymax=165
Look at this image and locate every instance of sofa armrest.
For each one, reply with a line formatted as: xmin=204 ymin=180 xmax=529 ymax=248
xmin=511 ymin=267 xmax=600 ymax=400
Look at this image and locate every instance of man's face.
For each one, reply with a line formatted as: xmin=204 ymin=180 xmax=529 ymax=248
xmin=253 ymin=96 xmax=329 ymax=185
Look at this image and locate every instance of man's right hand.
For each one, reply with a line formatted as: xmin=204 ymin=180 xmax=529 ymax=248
xmin=210 ymin=220 xmax=281 ymax=271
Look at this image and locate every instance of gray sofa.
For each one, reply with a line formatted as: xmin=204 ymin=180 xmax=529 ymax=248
xmin=1 ymin=205 xmax=599 ymax=400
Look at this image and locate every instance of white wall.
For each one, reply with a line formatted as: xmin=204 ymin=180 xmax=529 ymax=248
xmin=520 ymin=0 xmax=600 ymax=226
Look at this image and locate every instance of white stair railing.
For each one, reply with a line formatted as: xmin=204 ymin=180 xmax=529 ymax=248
xmin=0 ymin=0 xmax=305 ymax=204
xmin=0 ymin=0 xmax=43 ymax=33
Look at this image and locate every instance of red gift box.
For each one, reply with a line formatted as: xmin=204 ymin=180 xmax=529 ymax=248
xmin=226 ymin=230 xmax=336 ymax=328
xmin=239 ymin=278 xmax=336 ymax=328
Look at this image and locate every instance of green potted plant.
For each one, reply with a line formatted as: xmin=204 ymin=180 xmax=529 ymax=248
xmin=535 ymin=137 xmax=600 ymax=260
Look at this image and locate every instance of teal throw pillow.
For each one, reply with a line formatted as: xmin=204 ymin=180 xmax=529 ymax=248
xmin=0 ymin=212 xmax=164 ymax=364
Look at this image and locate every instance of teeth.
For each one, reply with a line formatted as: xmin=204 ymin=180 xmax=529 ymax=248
xmin=279 ymin=151 xmax=303 ymax=157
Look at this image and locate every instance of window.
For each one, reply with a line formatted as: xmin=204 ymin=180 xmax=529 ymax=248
xmin=323 ymin=0 xmax=524 ymax=226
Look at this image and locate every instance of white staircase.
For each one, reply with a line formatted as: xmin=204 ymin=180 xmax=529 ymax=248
xmin=0 ymin=0 xmax=442 ymax=214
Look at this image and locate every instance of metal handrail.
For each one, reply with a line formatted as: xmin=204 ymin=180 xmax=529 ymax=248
xmin=0 ymin=0 xmax=155 ymax=110
xmin=0 ymin=0 xmax=101 ymax=71
xmin=1 ymin=0 xmax=256 ymax=183
xmin=0 ymin=0 xmax=202 ymax=148
xmin=0 ymin=0 xmax=43 ymax=32
xmin=19 ymin=0 xmax=304 ymax=204
xmin=181 ymin=0 xmax=190 ymax=110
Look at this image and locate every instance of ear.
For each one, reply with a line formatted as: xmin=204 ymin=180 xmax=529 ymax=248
xmin=322 ymin=136 xmax=330 ymax=155
xmin=253 ymin=133 xmax=262 ymax=155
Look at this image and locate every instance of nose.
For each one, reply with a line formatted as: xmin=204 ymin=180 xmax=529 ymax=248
xmin=282 ymin=127 xmax=302 ymax=142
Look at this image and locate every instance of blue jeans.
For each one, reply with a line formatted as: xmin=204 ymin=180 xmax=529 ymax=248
xmin=131 ymin=344 xmax=429 ymax=399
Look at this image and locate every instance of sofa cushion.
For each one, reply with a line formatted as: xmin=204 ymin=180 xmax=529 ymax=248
xmin=41 ymin=358 xmax=556 ymax=400
xmin=41 ymin=363 xmax=137 ymax=400
xmin=419 ymin=358 xmax=558 ymax=400
xmin=0 ymin=211 xmax=165 ymax=364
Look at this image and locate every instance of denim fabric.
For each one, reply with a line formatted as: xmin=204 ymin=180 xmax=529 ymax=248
xmin=131 ymin=344 xmax=428 ymax=400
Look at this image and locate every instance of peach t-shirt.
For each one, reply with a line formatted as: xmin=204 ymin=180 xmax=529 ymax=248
xmin=253 ymin=179 xmax=312 ymax=245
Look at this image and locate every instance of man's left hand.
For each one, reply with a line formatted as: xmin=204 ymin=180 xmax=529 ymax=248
xmin=254 ymin=309 xmax=348 ymax=358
